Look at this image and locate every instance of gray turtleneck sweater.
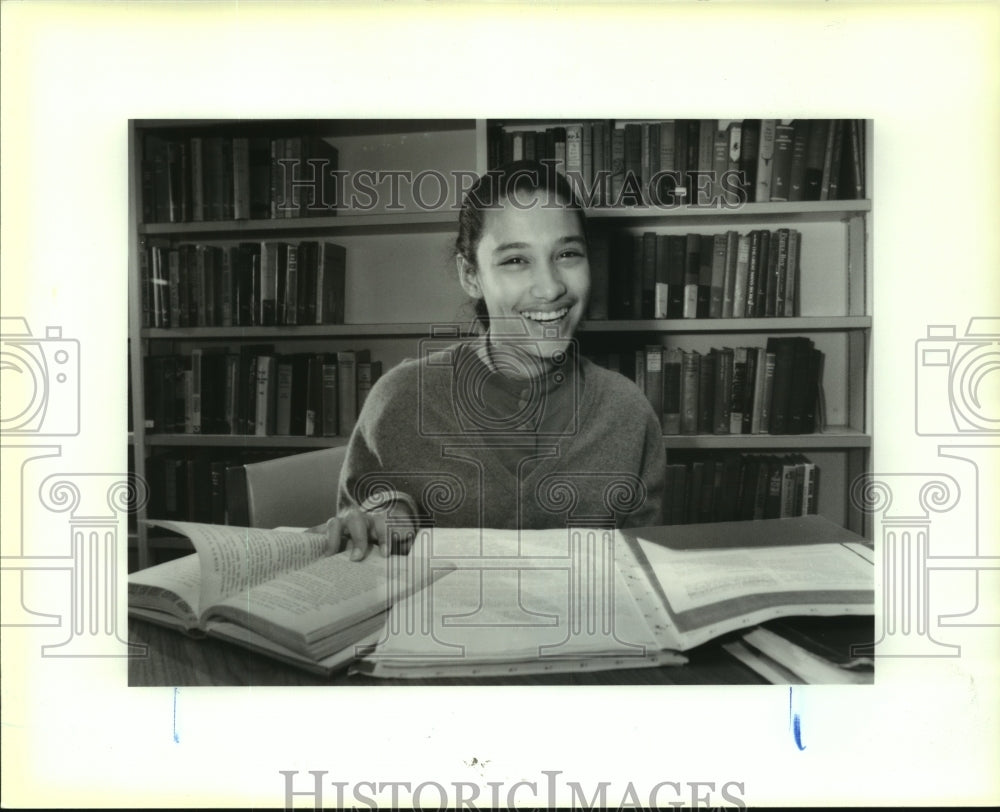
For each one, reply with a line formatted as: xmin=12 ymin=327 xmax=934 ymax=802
xmin=338 ymin=339 xmax=665 ymax=529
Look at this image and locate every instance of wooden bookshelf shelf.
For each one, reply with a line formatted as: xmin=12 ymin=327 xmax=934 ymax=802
xmin=587 ymin=199 xmax=871 ymax=226
xmin=142 ymin=323 xmax=471 ymax=340
xmin=664 ymin=428 xmax=870 ymax=450
xmin=144 ymin=434 xmax=350 ymax=449
xmin=140 ymin=210 xmax=459 ymax=237
xmin=580 ymin=317 xmax=871 ymax=334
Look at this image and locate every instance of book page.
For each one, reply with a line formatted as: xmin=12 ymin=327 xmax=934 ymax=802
xmin=146 ymin=520 xmax=327 ymax=613
xmin=127 ymin=552 xmax=203 ymax=623
xmin=634 ymin=538 xmax=874 ymax=648
xmin=637 ymin=541 xmax=873 ymax=614
xmin=207 ymin=534 xmax=452 ymax=656
xmin=368 ymin=527 xmax=662 ymax=670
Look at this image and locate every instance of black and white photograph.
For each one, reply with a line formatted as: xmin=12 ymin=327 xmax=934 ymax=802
xmin=2 ymin=3 xmax=998 ymax=809
xmin=125 ymin=117 xmax=877 ymax=689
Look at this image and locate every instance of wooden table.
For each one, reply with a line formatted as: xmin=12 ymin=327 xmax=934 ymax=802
xmin=128 ymin=619 xmax=770 ymax=686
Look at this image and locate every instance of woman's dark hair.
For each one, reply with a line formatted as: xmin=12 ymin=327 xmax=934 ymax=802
xmin=454 ymin=160 xmax=588 ymax=330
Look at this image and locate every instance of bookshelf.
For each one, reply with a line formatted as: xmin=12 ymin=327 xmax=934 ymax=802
xmin=128 ymin=118 xmax=872 ymax=569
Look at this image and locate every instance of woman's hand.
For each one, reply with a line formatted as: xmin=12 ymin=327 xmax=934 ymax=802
xmin=309 ymin=504 xmax=417 ymax=561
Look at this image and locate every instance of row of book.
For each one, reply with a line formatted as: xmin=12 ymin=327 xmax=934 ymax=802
xmin=589 ymin=228 xmax=801 ymax=321
xmin=143 ymin=448 xmax=817 ymax=529
xmin=140 ymin=240 xmax=346 ymax=329
xmin=488 ymin=119 xmax=865 ymax=206
xmin=142 ymin=133 xmax=339 ymax=224
xmin=144 ymin=348 xmax=381 ymax=439
xmin=589 ymin=336 xmax=824 ymax=435
xmin=662 ymin=453 xmax=819 ymax=526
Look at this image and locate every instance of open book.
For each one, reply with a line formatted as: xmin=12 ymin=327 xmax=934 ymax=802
xmin=359 ymin=515 xmax=874 ymax=679
xmin=128 ymin=520 xmax=444 ymax=675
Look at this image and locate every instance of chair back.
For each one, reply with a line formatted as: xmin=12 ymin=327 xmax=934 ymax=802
xmin=226 ymin=446 xmax=347 ymax=528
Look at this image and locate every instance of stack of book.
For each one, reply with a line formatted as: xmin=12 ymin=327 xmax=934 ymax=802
xmin=488 ymin=119 xmax=865 ymax=207
xmin=144 ymin=348 xmax=381 ymax=438
xmin=140 ymin=240 xmax=347 ymax=329
xmin=144 ymin=452 xmax=237 ymax=525
xmin=141 ymin=132 xmax=340 ymax=223
xmin=589 ymin=228 xmax=801 ymax=321
xmin=589 ymin=336 xmax=823 ymax=436
xmin=662 ymin=452 xmax=819 ymax=526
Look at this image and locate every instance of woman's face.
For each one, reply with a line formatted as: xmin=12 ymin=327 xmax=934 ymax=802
xmin=461 ymin=190 xmax=590 ymax=370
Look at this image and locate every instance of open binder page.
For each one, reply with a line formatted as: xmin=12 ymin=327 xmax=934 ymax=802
xmin=363 ymin=526 xmax=675 ymax=678
xmin=633 ymin=538 xmax=874 ymax=650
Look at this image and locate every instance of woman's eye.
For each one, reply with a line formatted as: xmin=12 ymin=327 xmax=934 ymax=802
xmin=500 ymin=256 xmax=528 ymax=266
xmin=558 ymin=249 xmax=584 ymax=260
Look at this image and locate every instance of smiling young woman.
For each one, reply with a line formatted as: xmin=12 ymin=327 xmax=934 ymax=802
xmin=321 ymin=161 xmax=666 ymax=559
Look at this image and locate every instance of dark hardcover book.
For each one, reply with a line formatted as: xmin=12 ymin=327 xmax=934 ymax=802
xmin=763 ymin=456 xmax=785 ymax=519
xmin=275 ymin=356 xmax=295 ymax=436
xmin=683 ymin=234 xmax=701 ymax=319
xmin=248 ymin=136 xmax=272 ymax=220
xmin=679 ymin=350 xmax=700 ymax=436
xmin=623 ymin=123 xmax=643 ymax=204
xmin=315 ymin=241 xmax=347 ymax=325
xmin=788 ymin=346 xmax=823 ymax=435
xmin=141 ymin=135 xmax=161 ymax=223
xmin=803 ymin=119 xmax=829 ymax=201
xmin=739 ymin=119 xmax=760 ymax=202
xmin=219 ymin=245 xmax=236 ymax=327
xmin=758 ymin=350 xmax=777 ymax=434
xmin=685 ymin=120 xmax=700 ymax=203
xmin=283 ymin=137 xmax=303 ymax=218
xmin=304 ymin=354 xmax=324 ymax=437
xmin=283 ymin=243 xmax=299 ymax=326
xmin=302 ymin=136 xmax=340 ymax=217
xmin=711 ymin=126 xmax=729 ymax=204
xmin=289 ymin=354 xmax=311 ymax=436
xmin=232 ymin=137 xmax=251 ymax=220
xmin=235 ymin=242 xmax=260 ymax=327
xmin=841 ymin=119 xmax=865 ymax=200
xmin=721 ymin=230 xmax=739 ymax=319
xmin=222 ymin=353 xmax=240 ymax=434
xmin=823 ymin=120 xmax=845 ymax=202
xmin=754 ymin=230 xmax=771 ymax=318
xmin=259 ymin=241 xmax=285 ymax=327
xmin=740 ymin=347 xmax=758 ymax=435
xmin=653 ymin=234 xmax=669 ymax=319
xmin=695 ymin=234 xmax=715 ymax=319
xmin=630 ymin=234 xmax=644 ymax=319
xmin=356 ymin=359 xmax=383 ymax=416
xmin=320 ymin=354 xmax=339 ymax=437
xmin=165 ymin=139 xmax=187 ymax=223
xmin=754 ymin=119 xmax=776 ymax=204
xmin=166 ymin=248 xmax=182 ymax=328
xmin=699 ymin=460 xmax=719 ymax=523
xmin=641 ymin=232 xmax=657 ymax=319
xmin=767 ymin=337 xmax=809 ymax=434
xmin=586 ymin=231 xmax=610 ymax=320
xmin=709 ymin=233 xmax=727 ymax=318
xmin=188 ymin=136 xmax=204 ymax=223
xmin=770 ymin=123 xmax=795 ymax=202
xmin=643 ymin=346 xmax=664 ymax=420
xmin=712 ymin=347 xmax=733 ymax=435
xmin=609 ymin=127 xmax=625 ymax=204
xmin=729 ymin=346 xmax=748 ymax=435
xmin=336 ymin=349 xmax=370 ymax=436
xmin=237 ymin=343 xmax=274 ymax=435
xmin=666 ymin=235 xmax=686 ymax=318
xmin=744 ymin=230 xmax=762 ymax=318
xmin=784 ymin=229 xmax=801 ymax=318
xmin=788 ymin=120 xmax=811 ymax=202
xmin=737 ymin=456 xmax=760 ymax=520
xmin=673 ymin=120 xmax=688 ymax=206
xmin=609 ymin=231 xmax=633 ymax=320
xmin=296 ymin=240 xmax=317 ymax=325
xmin=209 ymin=459 xmax=230 ymax=525
xmin=771 ymin=228 xmax=790 ymax=318
xmin=697 ymin=348 xmax=715 ymax=434
xmin=661 ymin=347 xmax=682 ymax=435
